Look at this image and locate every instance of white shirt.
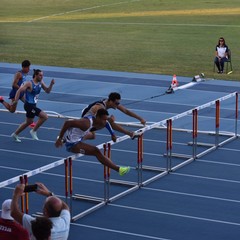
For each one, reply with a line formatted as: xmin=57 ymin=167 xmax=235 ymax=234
xmin=22 ymin=210 xmax=70 ymax=240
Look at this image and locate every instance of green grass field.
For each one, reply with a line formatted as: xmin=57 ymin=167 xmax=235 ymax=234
xmin=0 ymin=0 xmax=240 ymax=80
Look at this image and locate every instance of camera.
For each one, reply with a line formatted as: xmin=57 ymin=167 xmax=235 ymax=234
xmin=24 ymin=184 xmax=38 ymax=192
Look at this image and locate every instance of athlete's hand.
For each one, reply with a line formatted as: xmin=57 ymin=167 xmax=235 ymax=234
xmin=50 ymin=79 xmax=55 ymax=85
xmin=111 ymin=134 xmax=117 ymax=142
xmin=140 ymin=119 xmax=146 ymax=125
xmin=109 ymin=115 xmax=115 ymax=122
xmin=55 ymin=136 xmax=63 ymax=148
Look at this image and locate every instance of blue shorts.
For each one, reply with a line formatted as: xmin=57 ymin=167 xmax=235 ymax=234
xmin=65 ymin=140 xmax=82 ymax=152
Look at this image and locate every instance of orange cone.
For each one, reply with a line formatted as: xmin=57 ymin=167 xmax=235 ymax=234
xmin=171 ymin=74 xmax=178 ymax=88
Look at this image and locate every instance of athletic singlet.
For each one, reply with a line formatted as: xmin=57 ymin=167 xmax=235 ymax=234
xmin=81 ymin=99 xmax=107 ymax=117
xmin=25 ymin=80 xmax=42 ymax=104
xmin=9 ymin=70 xmax=28 ymax=99
xmin=66 ymin=116 xmax=93 ymax=143
xmin=13 ymin=70 xmax=28 ymax=89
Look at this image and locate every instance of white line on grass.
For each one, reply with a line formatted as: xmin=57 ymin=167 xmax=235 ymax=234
xmin=49 ymin=21 xmax=240 ymax=28
xmin=27 ymin=0 xmax=140 ymax=23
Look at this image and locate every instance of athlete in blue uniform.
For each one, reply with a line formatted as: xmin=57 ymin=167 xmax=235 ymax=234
xmin=11 ymin=69 xmax=55 ymax=142
xmin=55 ymin=108 xmax=130 ymax=176
xmin=0 ymin=60 xmax=31 ymax=113
xmin=81 ymin=92 xmax=146 ymax=142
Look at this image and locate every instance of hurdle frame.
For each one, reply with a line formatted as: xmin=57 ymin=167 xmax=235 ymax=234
xmin=0 ymin=92 xmax=238 ymax=221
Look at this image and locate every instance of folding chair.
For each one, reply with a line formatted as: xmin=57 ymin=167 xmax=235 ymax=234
xmin=225 ymin=49 xmax=233 ymax=74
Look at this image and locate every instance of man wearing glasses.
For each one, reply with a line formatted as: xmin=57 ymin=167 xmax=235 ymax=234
xmin=81 ymin=92 xmax=146 ymax=142
xmin=214 ymin=37 xmax=229 ymax=74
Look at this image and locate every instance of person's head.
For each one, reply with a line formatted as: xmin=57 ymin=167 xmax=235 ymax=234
xmin=43 ymin=196 xmax=62 ymax=218
xmin=1 ymin=199 xmax=14 ymax=220
xmin=218 ymin=37 xmax=225 ymax=46
xmin=31 ymin=217 xmax=53 ymax=240
xmin=95 ymin=109 xmax=109 ymax=127
xmin=21 ymin=60 xmax=31 ymax=73
xmin=33 ymin=69 xmax=43 ymax=82
xmin=108 ymin=92 xmax=121 ymax=109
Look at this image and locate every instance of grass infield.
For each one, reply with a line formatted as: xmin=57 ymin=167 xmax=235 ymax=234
xmin=0 ymin=0 xmax=239 ymax=80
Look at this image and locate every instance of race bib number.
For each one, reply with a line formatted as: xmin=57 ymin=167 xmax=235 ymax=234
xmin=34 ymin=94 xmax=39 ymax=103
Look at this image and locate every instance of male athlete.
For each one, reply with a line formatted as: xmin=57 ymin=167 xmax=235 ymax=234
xmin=55 ymin=108 xmax=130 ymax=176
xmin=0 ymin=60 xmax=31 ymax=113
xmin=81 ymin=92 xmax=146 ymax=142
xmin=11 ymin=69 xmax=55 ymax=142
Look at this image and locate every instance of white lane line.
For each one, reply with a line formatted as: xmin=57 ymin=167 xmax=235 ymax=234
xmin=144 ymin=187 xmax=240 ymax=204
xmin=111 ymin=204 xmax=240 ymax=226
xmin=70 ymin=222 xmax=171 ymax=240
xmin=28 ymin=0 xmax=140 ymax=23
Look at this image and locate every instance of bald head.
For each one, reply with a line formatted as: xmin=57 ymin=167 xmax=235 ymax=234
xmin=43 ymin=196 xmax=63 ymax=217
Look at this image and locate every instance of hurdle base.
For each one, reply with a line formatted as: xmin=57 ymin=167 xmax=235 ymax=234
xmin=140 ymin=165 xmax=165 ymax=172
xmin=72 ymin=194 xmax=104 ymax=203
xmin=110 ymin=179 xmax=137 ymax=187
xmin=71 ymin=201 xmax=106 ymax=222
xmin=188 ymin=141 xmax=215 ymax=147
xmin=164 ymin=153 xmax=192 ymax=159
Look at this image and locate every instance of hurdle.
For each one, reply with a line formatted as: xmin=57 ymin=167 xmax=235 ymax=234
xmin=1 ymin=92 xmax=239 ymax=221
xmin=170 ymin=92 xmax=239 ymax=172
xmin=19 ymin=176 xmax=26 ymax=213
xmin=103 ymin=144 xmax=110 ymax=202
xmin=110 ymin=134 xmax=143 ymax=187
xmin=107 ymin=135 xmax=146 ymax=203
xmin=69 ymin=144 xmax=112 ymax=221
xmin=166 ymin=119 xmax=172 ymax=172
xmin=195 ymin=93 xmax=238 ymax=159
xmin=139 ymin=132 xmax=166 ymax=173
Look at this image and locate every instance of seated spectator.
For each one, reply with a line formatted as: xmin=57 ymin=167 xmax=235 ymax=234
xmin=31 ymin=217 xmax=53 ymax=240
xmin=214 ymin=37 xmax=229 ymax=73
xmin=11 ymin=182 xmax=70 ymax=240
xmin=0 ymin=199 xmax=29 ymax=240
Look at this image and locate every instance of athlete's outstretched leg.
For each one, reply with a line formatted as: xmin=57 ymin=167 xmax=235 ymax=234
xmin=70 ymin=142 xmax=130 ymax=176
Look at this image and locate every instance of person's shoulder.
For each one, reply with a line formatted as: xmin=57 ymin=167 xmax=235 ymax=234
xmin=13 ymin=71 xmax=22 ymax=80
xmin=60 ymin=209 xmax=71 ymax=223
xmin=0 ymin=218 xmax=28 ymax=234
xmin=16 ymin=70 xmax=22 ymax=76
xmin=13 ymin=221 xmax=29 ymax=232
xmin=24 ymin=80 xmax=32 ymax=85
xmin=23 ymin=213 xmax=35 ymax=223
xmin=61 ymin=209 xmax=70 ymax=215
xmin=82 ymin=116 xmax=92 ymax=122
xmin=0 ymin=218 xmax=14 ymax=225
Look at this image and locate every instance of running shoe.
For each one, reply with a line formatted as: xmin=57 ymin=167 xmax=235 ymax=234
xmin=11 ymin=133 xmax=21 ymax=143
xmin=0 ymin=96 xmax=4 ymax=103
xmin=30 ymin=129 xmax=39 ymax=140
xmin=119 ymin=166 xmax=130 ymax=176
xmin=131 ymin=130 xmax=142 ymax=140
